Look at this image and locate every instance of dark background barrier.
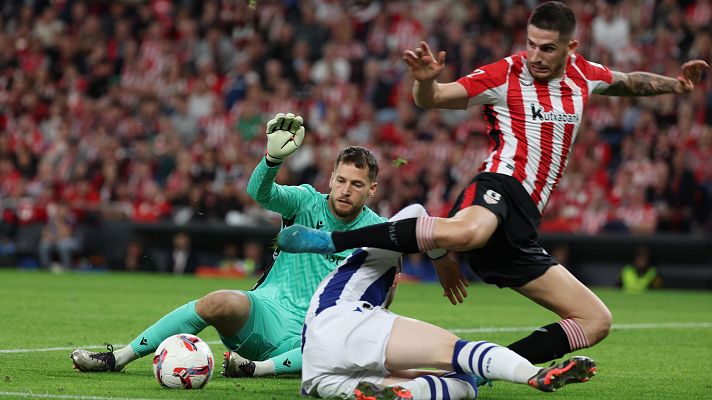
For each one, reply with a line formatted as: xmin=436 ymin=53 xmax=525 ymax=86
xmin=537 ymin=233 xmax=712 ymax=289
xmin=5 ymin=221 xmax=710 ymax=290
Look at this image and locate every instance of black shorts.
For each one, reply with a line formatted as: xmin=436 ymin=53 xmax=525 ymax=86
xmin=448 ymin=172 xmax=558 ymax=288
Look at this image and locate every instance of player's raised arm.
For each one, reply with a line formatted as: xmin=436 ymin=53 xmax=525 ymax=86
xmin=597 ymin=60 xmax=709 ymax=96
xmin=403 ymin=41 xmax=469 ymax=109
xmin=247 ymin=112 xmax=307 ymax=212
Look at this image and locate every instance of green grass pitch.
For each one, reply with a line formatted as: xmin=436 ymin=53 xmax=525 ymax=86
xmin=1 ymin=269 xmax=711 ymax=399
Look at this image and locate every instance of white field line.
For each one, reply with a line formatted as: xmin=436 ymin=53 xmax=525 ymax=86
xmin=0 ymin=392 xmax=158 ymax=400
xmin=449 ymin=321 xmax=712 ymax=334
xmin=2 ymin=322 xmax=711 ymax=355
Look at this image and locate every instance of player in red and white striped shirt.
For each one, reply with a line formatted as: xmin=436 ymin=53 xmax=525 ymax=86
xmin=278 ymin=1 xmax=709 ymax=366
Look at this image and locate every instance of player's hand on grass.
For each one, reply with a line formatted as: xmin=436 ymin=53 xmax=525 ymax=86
xmin=265 ymin=112 xmax=305 ymax=163
xmin=402 ymin=41 xmax=446 ymax=82
xmin=433 ymin=252 xmax=468 ymax=305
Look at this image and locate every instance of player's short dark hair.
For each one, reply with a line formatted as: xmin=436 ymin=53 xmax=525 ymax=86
xmin=528 ymin=1 xmax=576 ymax=40
xmin=335 ymin=146 xmax=379 ymax=182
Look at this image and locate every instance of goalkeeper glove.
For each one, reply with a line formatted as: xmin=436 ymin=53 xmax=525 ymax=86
xmin=265 ymin=112 xmax=305 ymax=163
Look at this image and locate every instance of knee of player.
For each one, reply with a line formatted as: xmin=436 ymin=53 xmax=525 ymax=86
xmin=595 ymin=307 xmax=613 ymax=341
xmin=196 ymin=290 xmax=246 ymax=321
xmin=587 ymin=307 xmax=613 ymax=344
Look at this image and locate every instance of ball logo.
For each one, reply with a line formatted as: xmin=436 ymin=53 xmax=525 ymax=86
xmin=484 ymin=190 xmax=501 ymax=205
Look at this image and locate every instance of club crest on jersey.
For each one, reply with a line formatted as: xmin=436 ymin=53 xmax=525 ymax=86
xmin=484 ymin=189 xmax=501 ymax=204
xmin=530 ymin=104 xmax=579 ymax=124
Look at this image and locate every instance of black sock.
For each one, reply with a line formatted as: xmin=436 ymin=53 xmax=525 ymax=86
xmin=331 ymin=218 xmax=420 ymax=253
xmin=507 ymin=323 xmax=571 ymax=364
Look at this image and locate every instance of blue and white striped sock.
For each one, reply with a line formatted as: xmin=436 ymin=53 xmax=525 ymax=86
xmin=400 ymin=374 xmax=477 ymax=400
xmin=451 ymin=339 xmax=538 ymax=383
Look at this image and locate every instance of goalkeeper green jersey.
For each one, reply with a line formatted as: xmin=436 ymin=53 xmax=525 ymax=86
xmin=246 ymin=157 xmax=387 ymax=316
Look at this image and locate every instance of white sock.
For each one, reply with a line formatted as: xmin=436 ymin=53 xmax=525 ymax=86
xmin=252 ymin=359 xmax=276 ymax=376
xmin=484 ymin=346 xmax=540 ymax=383
xmin=400 ymin=375 xmax=477 ymax=400
xmin=514 ymin=361 xmax=543 ymax=384
xmin=114 ymin=346 xmax=138 ymax=369
xmin=452 ymin=340 xmax=539 ymax=383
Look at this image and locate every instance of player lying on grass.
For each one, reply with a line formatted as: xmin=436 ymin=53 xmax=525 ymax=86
xmin=301 ymin=203 xmax=596 ymax=400
xmin=71 ymin=113 xmax=393 ymax=377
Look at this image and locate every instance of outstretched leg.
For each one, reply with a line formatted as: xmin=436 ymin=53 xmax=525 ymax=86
xmin=278 ymin=205 xmax=498 ymax=254
xmin=385 ymin=317 xmax=596 ymax=390
xmin=508 ymin=265 xmax=612 ymax=363
xmin=70 ymin=300 xmax=209 ymax=372
xmin=385 ymin=317 xmax=540 ymax=384
xmin=71 ymin=289 xmax=253 ymax=372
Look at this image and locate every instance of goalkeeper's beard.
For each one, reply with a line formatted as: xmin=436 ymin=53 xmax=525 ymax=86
xmin=329 ymin=196 xmax=360 ymax=220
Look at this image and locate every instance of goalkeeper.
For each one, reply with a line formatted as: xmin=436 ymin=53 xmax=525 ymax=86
xmin=71 ymin=113 xmax=393 ymax=377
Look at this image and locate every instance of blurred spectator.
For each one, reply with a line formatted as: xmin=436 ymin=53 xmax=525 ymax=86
xmin=165 ymin=231 xmax=197 ymax=275
xmin=596 ymin=12 xmax=635 ymax=64
xmin=187 ymin=78 xmax=217 ymax=120
xmin=664 ymin=150 xmax=701 ymax=232
xmin=613 ymin=189 xmax=658 ymax=235
xmin=217 ymin=243 xmax=241 ymax=273
xmin=214 ymin=181 xmax=245 ymax=221
xmin=0 ymin=208 xmax=18 ymax=260
xmin=235 ymin=241 xmax=264 ymax=276
xmin=12 ymin=144 xmax=38 ymax=179
xmin=620 ymin=245 xmax=662 ymax=293
xmin=310 ymin=42 xmax=350 ymax=84
xmin=123 ymin=240 xmax=155 ymax=272
xmin=132 ymin=181 xmax=171 ymax=223
xmin=38 ymin=201 xmax=82 ymax=271
xmin=580 ymin=188 xmax=611 ymax=235
xmin=0 ymin=156 xmax=22 ymax=198
xmin=295 ymin=3 xmax=329 ymax=60
xmin=170 ymin=95 xmax=199 ymax=145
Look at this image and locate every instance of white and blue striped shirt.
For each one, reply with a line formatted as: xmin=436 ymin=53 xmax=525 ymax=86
xmin=304 ymin=247 xmax=401 ymax=325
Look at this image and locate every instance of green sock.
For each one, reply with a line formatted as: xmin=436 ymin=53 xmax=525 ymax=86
xmin=271 ymin=347 xmax=302 ymax=375
xmin=129 ymin=300 xmax=208 ymax=357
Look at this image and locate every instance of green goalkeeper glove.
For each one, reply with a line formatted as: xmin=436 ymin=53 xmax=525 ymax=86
xmin=265 ymin=112 xmax=305 ymax=163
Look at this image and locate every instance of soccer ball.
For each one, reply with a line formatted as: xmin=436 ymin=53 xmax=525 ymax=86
xmin=153 ymin=333 xmax=214 ymax=389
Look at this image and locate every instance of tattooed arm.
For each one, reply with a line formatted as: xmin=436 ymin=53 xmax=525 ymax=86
xmin=596 ymin=60 xmax=709 ymax=96
xmin=598 ymin=71 xmax=683 ymax=96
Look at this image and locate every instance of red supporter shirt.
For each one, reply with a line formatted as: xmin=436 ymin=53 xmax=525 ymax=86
xmin=456 ymin=52 xmax=613 ymax=213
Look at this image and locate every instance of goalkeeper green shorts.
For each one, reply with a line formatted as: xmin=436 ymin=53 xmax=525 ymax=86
xmin=218 ymin=290 xmax=303 ymax=361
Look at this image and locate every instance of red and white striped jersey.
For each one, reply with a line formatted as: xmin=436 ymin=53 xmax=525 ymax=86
xmin=457 ymin=52 xmax=613 ymax=213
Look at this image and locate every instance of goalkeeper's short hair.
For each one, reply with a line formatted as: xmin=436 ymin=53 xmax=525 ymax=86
xmin=335 ymin=146 xmax=379 ymax=182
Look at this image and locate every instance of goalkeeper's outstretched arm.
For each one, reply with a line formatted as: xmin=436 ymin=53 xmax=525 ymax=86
xmin=247 ymin=112 xmax=307 ymax=210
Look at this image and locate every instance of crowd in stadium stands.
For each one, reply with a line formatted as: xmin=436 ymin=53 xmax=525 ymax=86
xmin=0 ymin=0 xmax=710 ymax=270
